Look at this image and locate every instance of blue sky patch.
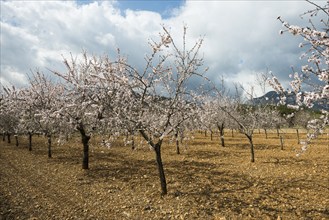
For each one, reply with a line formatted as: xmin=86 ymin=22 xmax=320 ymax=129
xmin=76 ymin=0 xmax=184 ymax=18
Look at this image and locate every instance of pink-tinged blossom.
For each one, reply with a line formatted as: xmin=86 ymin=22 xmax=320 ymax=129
xmin=301 ymin=65 xmax=309 ymax=72
xmin=322 ymin=85 xmax=329 ymax=97
xmin=319 ymin=71 xmax=329 ymax=81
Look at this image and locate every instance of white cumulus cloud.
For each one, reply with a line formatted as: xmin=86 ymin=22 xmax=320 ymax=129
xmin=0 ymin=0 xmax=326 ymax=97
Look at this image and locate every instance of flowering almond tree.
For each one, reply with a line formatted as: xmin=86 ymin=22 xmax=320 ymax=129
xmin=201 ymin=95 xmax=235 ymax=147
xmin=23 ymin=71 xmax=65 ymax=157
xmin=52 ymin=53 xmax=106 ymax=169
xmin=270 ymin=1 xmax=329 ymax=153
xmin=105 ymin=26 xmax=210 ymax=195
xmin=16 ymin=87 xmax=43 ymax=151
xmin=233 ymin=103 xmax=282 ymax=162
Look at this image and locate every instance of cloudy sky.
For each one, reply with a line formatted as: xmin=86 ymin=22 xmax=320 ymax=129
xmin=0 ymin=0 xmax=326 ymax=97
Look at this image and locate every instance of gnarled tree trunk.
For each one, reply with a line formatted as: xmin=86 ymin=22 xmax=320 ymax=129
xmin=175 ymin=130 xmax=180 ymax=155
xmin=77 ymin=123 xmax=91 ymax=170
xmin=15 ymin=135 xmax=18 ymax=147
xmin=154 ymin=142 xmax=167 ymax=195
xmin=280 ymin=135 xmax=284 ymax=150
xmin=47 ymin=134 xmax=52 ymax=158
xmin=28 ymin=132 xmax=32 ymax=151
xmin=217 ymin=122 xmax=225 ymax=147
xmin=7 ymin=132 xmax=11 ymax=144
xmin=131 ymin=135 xmax=135 ymax=150
xmin=246 ymin=134 xmax=255 ymax=163
xmin=140 ymin=130 xmax=167 ymax=195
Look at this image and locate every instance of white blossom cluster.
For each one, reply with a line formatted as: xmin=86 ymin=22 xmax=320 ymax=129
xmin=271 ymin=2 xmax=329 ymax=152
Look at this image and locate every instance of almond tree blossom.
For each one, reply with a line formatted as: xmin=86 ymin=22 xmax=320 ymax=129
xmin=270 ymin=1 xmax=329 ymax=153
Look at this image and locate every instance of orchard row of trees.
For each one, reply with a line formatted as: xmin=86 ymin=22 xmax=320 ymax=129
xmin=1 ymin=1 xmax=328 ymax=195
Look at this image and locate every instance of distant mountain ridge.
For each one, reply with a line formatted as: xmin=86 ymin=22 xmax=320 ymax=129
xmin=252 ymin=91 xmax=329 ymax=111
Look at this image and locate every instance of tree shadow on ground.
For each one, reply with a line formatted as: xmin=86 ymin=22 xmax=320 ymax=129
xmin=83 ymin=152 xmax=157 ymax=183
xmin=254 ymin=144 xmax=283 ymax=150
xmin=261 ymin=156 xmax=312 ymax=166
xmin=187 ymin=149 xmax=233 ymax=160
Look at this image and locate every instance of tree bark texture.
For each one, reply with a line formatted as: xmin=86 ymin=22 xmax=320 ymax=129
xmin=47 ymin=134 xmax=52 ymax=158
xmin=131 ymin=135 xmax=135 ymax=150
xmin=247 ymin=135 xmax=255 ymax=163
xmin=296 ymin=129 xmax=300 ymax=144
xmin=280 ymin=135 xmax=284 ymax=150
xmin=217 ymin=123 xmax=225 ymax=147
xmin=7 ymin=133 xmax=11 ymax=144
xmin=139 ymin=130 xmax=168 ymax=195
xmin=15 ymin=135 xmax=18 ymax=147
xmin=77 ymin=123 xmax=90 ymax=170
xmin=175 ymin=130 xmax=180 ymax=155
xmin=154 ymin=143 xmax=167 ymax=195
xmin=28 ymin=132 xmax=32 ymax=151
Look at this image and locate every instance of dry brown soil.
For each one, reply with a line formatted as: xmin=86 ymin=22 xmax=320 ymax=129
xmin=0 ymin=129 xmax=328 ymax=219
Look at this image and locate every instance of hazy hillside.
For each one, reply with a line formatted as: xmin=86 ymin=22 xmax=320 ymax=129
xmin=253 ymin=91 xmax=328 ymax=111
